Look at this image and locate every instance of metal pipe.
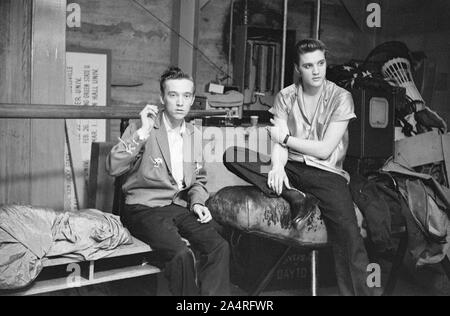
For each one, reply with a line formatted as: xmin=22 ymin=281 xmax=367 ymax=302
xmin=315 ymin=0 xmax=321 ymax=40
xmin=281 ymin=0 xmax=288 ymax=89
xmin=227 ymin=0 xmax=234 ymax=85
xmin=0 ymin=103 xmax=226 ymax=119
xmin=311 ymin=249 xmax=318 ymax=296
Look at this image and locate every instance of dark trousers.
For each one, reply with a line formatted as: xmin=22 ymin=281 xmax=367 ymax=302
xmin=122 ymin=203 xmax=230 ymax=296
xmin=223 ymin=146 xmax=375 ymax=296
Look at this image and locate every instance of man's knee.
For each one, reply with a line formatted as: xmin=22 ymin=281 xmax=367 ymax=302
xmin=206 ymin=232 xmax=229 ymax=254
xmin=216 ymin=238 xmax=230 ymax=257
xmin=210 ymin=238 xmax=230 ymax=267
xmin=167 ymin=244 xmax=193 ymax=262
xmin=330 ymin=210 xmax=363 ymax=241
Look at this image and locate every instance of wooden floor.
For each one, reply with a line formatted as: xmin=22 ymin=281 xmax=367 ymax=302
xmin=3 ymin=240 xmax=449 ymax=296
xmin=26 ymin=267 xmax=450 ymax=296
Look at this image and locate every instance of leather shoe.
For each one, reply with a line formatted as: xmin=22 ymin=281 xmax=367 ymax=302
xmin=292 ymin=206 xmax=315 ymax=229
xmin=291 ymin=191 xmax=319 ymax=229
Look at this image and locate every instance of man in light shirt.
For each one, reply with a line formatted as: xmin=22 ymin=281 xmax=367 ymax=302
xmin=107 ymin=66 xmax=230 ymax=296
xmin=224 ymin=39 xmax=376 ymax=296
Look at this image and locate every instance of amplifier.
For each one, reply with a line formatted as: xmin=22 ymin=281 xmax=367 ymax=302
xmin=347 ymin=87 xmax=405 ymax=158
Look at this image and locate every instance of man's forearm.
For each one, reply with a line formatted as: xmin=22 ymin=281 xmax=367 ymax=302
xmin=285 ymin=137 xmax=329 ymax=160
xmin=271 ymin=142 xmax=288 ymax=168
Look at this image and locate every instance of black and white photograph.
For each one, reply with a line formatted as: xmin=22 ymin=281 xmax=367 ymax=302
xmin=1 ymin=0 xmax=450 ymax=300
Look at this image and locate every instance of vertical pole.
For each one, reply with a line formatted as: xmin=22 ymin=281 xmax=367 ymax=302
xmin=227 ymin=0 xmax=234 ymax=85
xmin=281 ymin=0 xmax=288 ymax=89
xmin=89 ymin=261 xmax=95 ymax=281
xmin=315 ymin=0 xmax=321 ymax=40
xmin=171 ymin=0 xmax=199 ymax=79
xmin=30 ymin=0 xmax=66 ymax=210
xmin=311 ymin=250 xmax=318 ymax=296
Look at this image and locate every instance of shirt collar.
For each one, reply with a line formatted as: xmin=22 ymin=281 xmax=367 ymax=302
xmin=296 ymin=79 xmax=327 ymax=97
xmin=162 ymin=112 xmax=186 ymax=135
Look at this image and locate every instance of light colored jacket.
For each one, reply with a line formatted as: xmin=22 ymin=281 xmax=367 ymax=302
xmin=106 ymin=112 xmax=208 ymax=209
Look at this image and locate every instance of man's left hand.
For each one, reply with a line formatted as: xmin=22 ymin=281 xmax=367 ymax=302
xmin=192 ymin=204 xmax=213 ymax=224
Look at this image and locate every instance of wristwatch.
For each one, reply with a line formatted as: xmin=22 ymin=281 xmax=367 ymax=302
xmin=282 ymin=134 xmax=290 ymax=146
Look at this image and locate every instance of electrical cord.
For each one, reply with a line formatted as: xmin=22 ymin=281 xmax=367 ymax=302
xmin=131 ymin=0 xmax=231 ymax=80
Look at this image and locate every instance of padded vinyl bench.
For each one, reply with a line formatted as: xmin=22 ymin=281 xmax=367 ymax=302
xmin=4 ymin=237 xmax=160 ymax=296
xmin=208 ymin=186 xmax=328 ymax=296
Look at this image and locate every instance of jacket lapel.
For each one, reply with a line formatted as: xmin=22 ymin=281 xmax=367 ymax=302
xmin=154 ymin=113 xmax=172 ymax=174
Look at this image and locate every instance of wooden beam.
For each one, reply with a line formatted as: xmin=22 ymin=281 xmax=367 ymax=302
xmin=0 ymin=0 xmax=32 ymax=205
xmin=30 ymin=0 xmax=67 ymax=210
xmin=171 ymin=0 xmax=199 ymax=78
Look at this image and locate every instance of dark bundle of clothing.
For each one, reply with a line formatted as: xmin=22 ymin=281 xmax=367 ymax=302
xmin=350 ymin=159 xmax=450 ymax=267
xmin=328 ymin=41 xmax=447 ymax=137
xmin=327 ymin=62 xmax=392 ymax=92
xmin=350 ymin=172 xmax=403 ymax=254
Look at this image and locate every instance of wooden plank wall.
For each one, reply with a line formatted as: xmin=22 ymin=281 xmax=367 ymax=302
xmin=0 ymin=0 xmax=32 ymax=205
xmin=30 ymin=0 xmax=66 ymax=210
xmin=31 ymin=0 xmax=66 ymax=210
xmin=0 ymin=0 xmax=67 ymax=210
xmin=66 ymin=0 xmax=173 ymax=142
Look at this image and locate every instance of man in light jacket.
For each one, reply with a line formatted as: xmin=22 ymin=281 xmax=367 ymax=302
xmin=107 ymin=66 xmax=230 ymax=296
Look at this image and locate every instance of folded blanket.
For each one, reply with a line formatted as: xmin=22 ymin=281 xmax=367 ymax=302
xmin=48 ymin=208 xmax=132 ymax=261
xmin=0 ymin=205 xmax=132 ymax=290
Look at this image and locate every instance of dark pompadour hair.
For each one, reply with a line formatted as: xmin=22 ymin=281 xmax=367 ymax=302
xmin=159 ymin=66 xmax=195 ymax=95
xmin=295 ymin=39 xmax=328 ymax=65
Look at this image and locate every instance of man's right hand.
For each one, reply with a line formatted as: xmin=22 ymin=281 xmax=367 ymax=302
xmin=267 ymin=165 xmax=291 ymax=196
xmin=138 ymin=104 xmax=159 ymax=138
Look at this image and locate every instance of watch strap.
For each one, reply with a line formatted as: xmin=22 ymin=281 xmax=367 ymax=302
xmin=282 ymin=134 xmax=290 ymax=146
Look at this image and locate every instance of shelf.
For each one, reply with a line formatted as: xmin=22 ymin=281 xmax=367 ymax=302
xmin=3 ymin=237 xmax=160 ymax=296
xmin=43 ymin=238 xmax=152 ymax=267
xmin=6 ymin=264 xmax=160 ymax=296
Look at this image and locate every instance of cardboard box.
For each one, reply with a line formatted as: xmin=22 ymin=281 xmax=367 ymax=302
xmin=394 ymin=131 xmax=450 ymax=184
xmin=207 ymin=82 xmax=225 ymax=94
xmin=394 ymin=131 xmax=448 ymax=167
